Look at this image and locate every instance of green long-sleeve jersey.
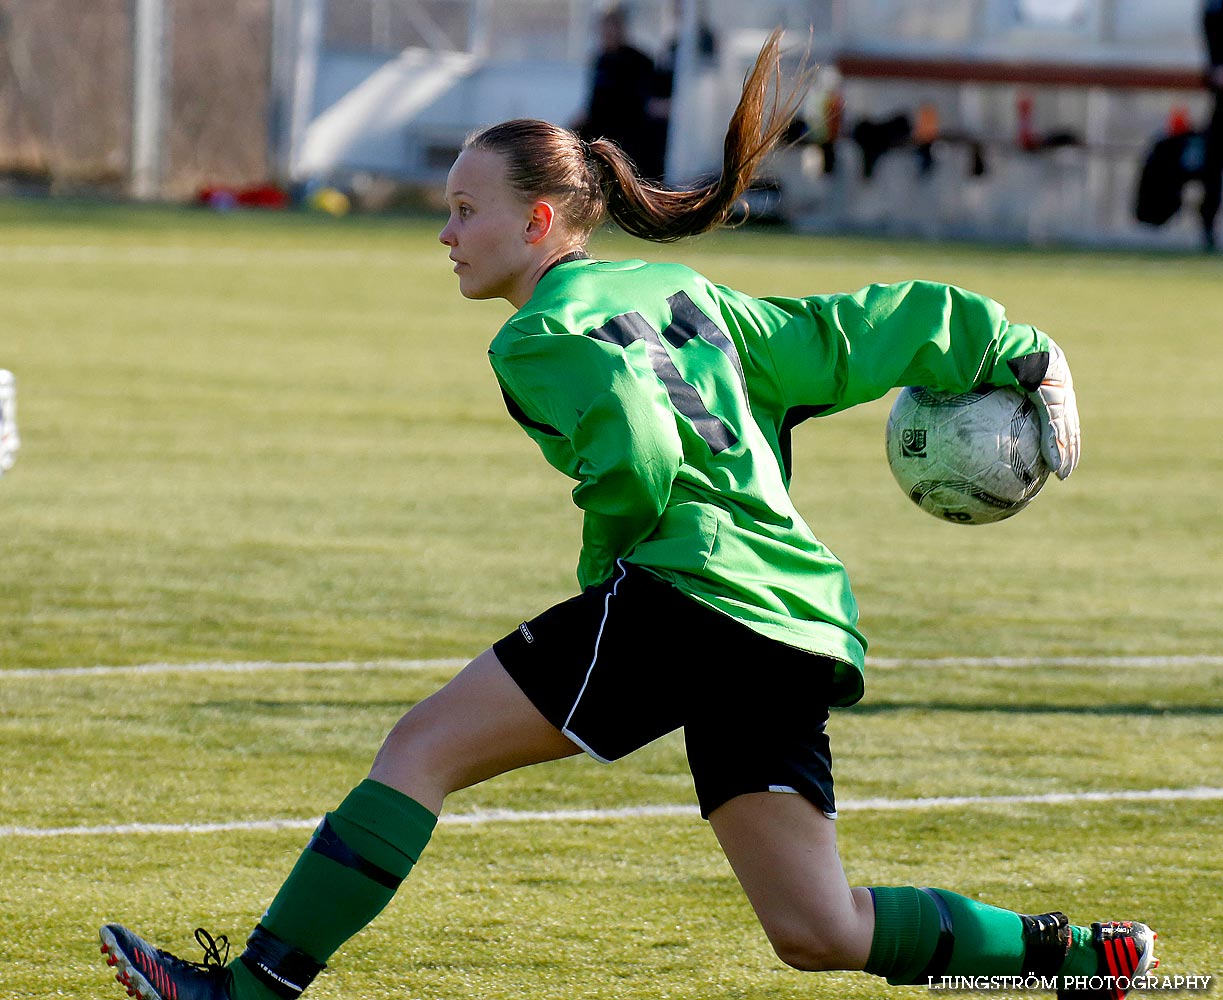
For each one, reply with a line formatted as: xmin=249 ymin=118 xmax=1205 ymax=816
xmin=488 ymin=258 xmax=1052 ymax=706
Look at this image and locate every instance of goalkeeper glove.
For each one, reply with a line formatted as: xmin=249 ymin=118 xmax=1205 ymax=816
xmin=1007 ymin=342 xmax=1080 ymax=480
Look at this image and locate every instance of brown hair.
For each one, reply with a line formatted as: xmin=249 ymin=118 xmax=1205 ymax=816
xmin=463 ymin=28 xmax=810 ymax=243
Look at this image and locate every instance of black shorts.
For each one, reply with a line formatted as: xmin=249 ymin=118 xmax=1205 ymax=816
xmin=492 ymin=561 xmax=838 ymax=820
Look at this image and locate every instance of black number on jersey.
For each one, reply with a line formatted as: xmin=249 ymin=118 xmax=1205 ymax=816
xmin=587 ymin=291 xmax=745 ymax=454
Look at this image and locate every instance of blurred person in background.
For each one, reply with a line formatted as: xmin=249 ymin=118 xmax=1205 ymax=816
xmin=1202 ymin=0 xmax=1223 ymax=250
xmin=574 ymin=6 xmax=666 ymax=181
xmin=650 ymin=0 xmax=719 ymax=177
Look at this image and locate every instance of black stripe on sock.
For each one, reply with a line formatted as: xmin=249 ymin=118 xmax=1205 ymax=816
xmin=916 ymin=888 xmax=956 ymax=981
xmin=307 ymin=816 xmax=403 ymax=890
xmin=238 ymin=925 xmax=325 ymax=1000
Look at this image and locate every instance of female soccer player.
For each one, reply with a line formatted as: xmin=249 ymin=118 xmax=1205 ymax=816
xmin=100 ymin=29 xmax=1154 ymax=1000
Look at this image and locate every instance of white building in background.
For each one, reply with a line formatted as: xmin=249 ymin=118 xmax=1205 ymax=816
xmin=271 ymin=0 xmax=1212 ymax=247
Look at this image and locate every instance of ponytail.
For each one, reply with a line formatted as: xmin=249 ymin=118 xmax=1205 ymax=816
xmin=589 ymin=28 xmax=811 ymax=242
xmin=465 ymin=28 xmax=810 ymax=244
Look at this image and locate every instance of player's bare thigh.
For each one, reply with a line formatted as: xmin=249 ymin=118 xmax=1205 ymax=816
xmin=368 ymin=647 xmax=582 ymax=812
xmin=709 ymin=791 xmax=875 ymax=972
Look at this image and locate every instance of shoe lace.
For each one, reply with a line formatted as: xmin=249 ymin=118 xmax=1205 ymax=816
xmin=190 ymin=927 xmax=231 ymax=970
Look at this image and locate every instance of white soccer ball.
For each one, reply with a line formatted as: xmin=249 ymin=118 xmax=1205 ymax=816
xmin=885 ymin=385 xmax=1049 ymax=524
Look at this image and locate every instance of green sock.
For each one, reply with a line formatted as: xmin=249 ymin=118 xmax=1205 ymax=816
xmin=864 ymin=886 xmax=1025 ymax=985
xmin=865 ymin=887 xmax=1106 ymax=987
xmin=1060 ymin=924 xmax=1100 ymax=978
xmin=228 ymin=779 xmax=437 ymax=1000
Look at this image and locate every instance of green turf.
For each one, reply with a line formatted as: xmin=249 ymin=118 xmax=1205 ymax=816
xmin=2 ymin=661 xmax=1219 ymax=997
xmin=3 ymin=201 xmax=1222 ymax=667
xmin=1 ymin=201 xmax=1220 ymax=997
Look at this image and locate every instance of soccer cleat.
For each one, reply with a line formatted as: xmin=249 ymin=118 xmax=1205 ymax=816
xmin=1058 ymin=921 xmax=1158 ymax=1000
xmin=99 ymin=924 xmax=233 ymax=1000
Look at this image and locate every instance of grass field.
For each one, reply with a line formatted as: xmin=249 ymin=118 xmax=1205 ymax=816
xmin=1 ymin=200 xmax=1220 ymax=998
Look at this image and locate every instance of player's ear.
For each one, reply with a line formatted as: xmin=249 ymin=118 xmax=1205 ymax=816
xmin=524 ymin=200 xmax=555 ymax=245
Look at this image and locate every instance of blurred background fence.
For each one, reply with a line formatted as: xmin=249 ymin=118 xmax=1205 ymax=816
xmin=0 ymin=0 xmax=272 ymax=197
xmin=0 ymin=0 xmax=1214 ymax=247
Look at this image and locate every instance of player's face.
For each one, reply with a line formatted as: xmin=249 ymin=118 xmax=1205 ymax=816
xmin=439 ymin=149 xmax=536 ymax=305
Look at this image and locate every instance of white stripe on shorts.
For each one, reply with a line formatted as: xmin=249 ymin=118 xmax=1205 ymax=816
xmin=560 ymin=559 xmax=630 ymax=763
xmin=769 ymin=784 xmax=838 ymax=820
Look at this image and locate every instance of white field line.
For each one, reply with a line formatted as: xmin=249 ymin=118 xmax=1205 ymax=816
xmin=3 ymin=657 xmax=1217 ymax=838
xmin=3 ymin=787 xmax=1221 ymax=840
xmin=5 ymin=654 xmax=1223 ymax=681
xmin=1 ymin=244 xmax=1188 ymax=276
xmin=0 ymin=244 xmax=423 ymax=268
xmin=874 ymin=655 xmax=1223 ymax=669
xmin=0 ymin=659 xmax=471 ymax=680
